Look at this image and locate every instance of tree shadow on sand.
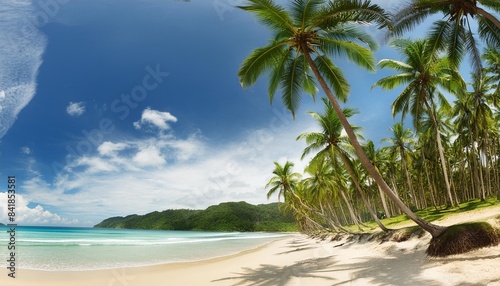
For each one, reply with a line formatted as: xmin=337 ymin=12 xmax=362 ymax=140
xmin=330 ymin=247 xmax=437 ymax=286
xmin=212 ymin=256 xmax=337 ymax=286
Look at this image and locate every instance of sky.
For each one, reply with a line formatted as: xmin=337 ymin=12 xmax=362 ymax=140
xmin=0 ymin=0 xmax=470 ymax=226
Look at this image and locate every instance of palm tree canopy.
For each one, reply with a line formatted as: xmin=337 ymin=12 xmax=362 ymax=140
xmin=297 ymin=97 xmax=361 ymax=161
xmin=238 ymin=0 xmax=391 ymax=116
xmin=265 ymin=161 xmax=301 ymax=201
xmin=373 ymin=38 xmax=464 ymax=129
xmin=390 ymin=0 xmax=500 ymax=72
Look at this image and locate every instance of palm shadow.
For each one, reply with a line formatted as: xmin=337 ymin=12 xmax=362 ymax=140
xmin=212 ymin=256 xmax=337 ymax=286
xmin=330 ymin=247 xmax=437 ymax=286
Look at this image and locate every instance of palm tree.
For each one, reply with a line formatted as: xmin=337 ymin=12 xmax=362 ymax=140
xmin=298 ymin=98 xmax=389 ymax=231
xmin=483 ymin=46 xmax=500 ymax=104
xmin=239 ymin=0 xmax=447 ymax=237
xmin=266 ymin=161 xmax=301 ymax=203
xmin=373 ymin=38 xmax=464 ymax=207
xmin=382 ymin=122 xmax=419 ymax=209
xmin=453 ymin=72 xmax=497 ymax=200
xmin=390 ymin=0 xmax=500 ymax=73
xmin=362 ymin=140 xmax=393 ymax=218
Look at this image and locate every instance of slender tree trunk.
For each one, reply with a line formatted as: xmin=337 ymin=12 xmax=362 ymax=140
xmin=379 ymin=186 xmax=391 ymax=218
xmin=338 ymin=152 xmax=389 ymax=231
xmin=424 ymin=100 xmax=455 ymax=207
xmin=339 ymin=189 xmax=363 ymax=232
xmin=476 ymin=7 xmax=500 ymax=29
xmin=303 ymin=49 xmax=447 ymax=237
xmin=400 ymin=150 xmax=419 ymax=209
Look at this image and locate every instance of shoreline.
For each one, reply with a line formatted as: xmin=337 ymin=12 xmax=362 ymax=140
xmin=1 ymin=234 xmax=498 ymax=286
xmin=1 ymin=206 xmax=498 ymax=285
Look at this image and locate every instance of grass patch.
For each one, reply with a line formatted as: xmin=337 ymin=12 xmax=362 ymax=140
xmin=426 ymin=222 xmax=500 ymax=257
xmin=378 ymin=197 xmax=499 ymax=229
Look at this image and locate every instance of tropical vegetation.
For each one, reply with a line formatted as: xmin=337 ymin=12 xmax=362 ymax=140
xmin=94 ymin=202 xmax=297 ymax=232
xmin=239 ymin=0 xmax=500 ymax=255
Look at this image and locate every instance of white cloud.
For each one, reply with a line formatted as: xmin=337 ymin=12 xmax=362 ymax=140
xmin=66 ymin=102 xmax=86 ymax=116
xmin=0 ymin=192 xmax=78 ymax=226
xmin=0 ymin=90 xmax=5 ymax=99
xmin=132 ymin=145 xmax=166 ymax=167
xmin=98 ymin=141 xmax=129 ymax=156
xmin=21 ymin=146 xmax=31 ymax=154
xmin=133 ymin=107 xmax=177 ymax=130
xmin=0 ymin=1 xmax=47 ymax=140
xmin=19 ymin=111 xmax=315 ymax=225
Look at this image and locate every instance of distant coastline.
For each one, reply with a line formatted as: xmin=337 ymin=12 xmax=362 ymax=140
xmin=94 ymin=201 xmax=297 ymax=232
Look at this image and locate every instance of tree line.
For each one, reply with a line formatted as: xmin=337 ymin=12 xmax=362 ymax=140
xmin=238 ymin=0 xmax=500 ymax=252
xmin=94 ymin=202 xmax=297 ymax=232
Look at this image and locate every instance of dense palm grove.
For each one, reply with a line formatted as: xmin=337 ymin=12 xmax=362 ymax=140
xmin=239 ymin=0 xmax=500 ymax=236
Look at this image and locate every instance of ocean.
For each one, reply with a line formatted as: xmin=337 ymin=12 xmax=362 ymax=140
xmin=0 ymin=226 xmax=289 ymax=271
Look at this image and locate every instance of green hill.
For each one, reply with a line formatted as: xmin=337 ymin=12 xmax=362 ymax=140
xmin=94 ymin=201 xmax=297 ymax=232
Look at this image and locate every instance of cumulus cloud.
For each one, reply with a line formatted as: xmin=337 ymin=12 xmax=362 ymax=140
xmin=133 ymin=107 xmax=177 ymax=130
xmin=66 ymin=101 xmax=86 ymax=116
xmin=19 ymin=110 xmax=315 ymax=225
xmin=0 ymin=90 xmax=5 ymax=99
xmin=0 ymin=192 xmax=78 ymax=226
xmin=98 ymin=141 xmax=129 ymax=156
xmin=132 ymin=145 xmax=166 ymax=167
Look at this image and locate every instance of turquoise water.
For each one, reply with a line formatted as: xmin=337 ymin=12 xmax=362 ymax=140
xmin=0 ymin=226 xmax=288 ymax=271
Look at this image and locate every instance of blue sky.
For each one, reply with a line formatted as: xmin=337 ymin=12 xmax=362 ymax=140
xmin=0 ymin=0 xmax=462 ymax=226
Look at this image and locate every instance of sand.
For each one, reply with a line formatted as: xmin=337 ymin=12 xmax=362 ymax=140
xmin=1 ymin=204 xmax=499 ymax=286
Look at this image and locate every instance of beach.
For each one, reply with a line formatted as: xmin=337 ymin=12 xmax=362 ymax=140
xmin=1 ymin=205 xmax=499 ymax=286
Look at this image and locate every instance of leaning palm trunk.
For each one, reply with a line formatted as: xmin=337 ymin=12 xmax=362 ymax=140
xmin=338 ymin=153 xmax=389 ymax=232
xmin=302 ymin=45 xmax=447 ymax=237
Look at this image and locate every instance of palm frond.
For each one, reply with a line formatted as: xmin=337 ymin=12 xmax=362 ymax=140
xmin=316 ymin=0 xmax=391 ymax=30
xmin=290 ymin=0 xmax=324 ymax=30
xmin=321 ymin=23 xmax=379 ymax=51
xmin=478 ymin=16 xmax=500 ymax=47
xmin=281 ymin=54 xmax=305 ymax=116
xmin=238 ymin=41 xmax=288 ymax=88
xmin=372 ymin=73 xmax=414 ymax=91
xmin=318 ymin=36 xmax=375 ymax=71
xmin=391 ymin=2 xmax=433 ymax=37
xmin=238 ymin=0 xmax=295 ymax=33
xmin=313 ymin=55 xmax=349 ymax=102
xmin=268 ymin=48 xmax=293 ymax=104
xmin=425 ymin=20 xmax=451 ymax=59
xmin=445 ymin=18 xmax=466 ymax=70
xmin=464 ymin=28 xmax=483 ymax=74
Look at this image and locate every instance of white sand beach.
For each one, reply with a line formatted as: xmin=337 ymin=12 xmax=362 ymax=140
xmin=1 ymin=205 xmax=499 ymax=286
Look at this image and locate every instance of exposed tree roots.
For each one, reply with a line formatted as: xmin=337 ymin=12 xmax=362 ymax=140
xmin=426 ymin=222 xmax=500 ymax=257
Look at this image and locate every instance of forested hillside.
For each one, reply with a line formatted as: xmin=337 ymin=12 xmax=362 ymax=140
xmin=94 ymin=202 xmax=297 ymax=232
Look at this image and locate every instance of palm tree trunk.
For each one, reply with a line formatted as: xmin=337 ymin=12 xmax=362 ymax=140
xmin=302 ymin=48 xmax=447 ymax=238
xmin=339 ymin=189 xmax=363 ymax=231
xmin=423 ymin=99 xmax=455 ymax=207
xmin=378 ymin=185 xmax=391 ymax=218
xmin=337 ymin=152 xmax=390 ymax=231
xmin=400 ymin=151 xmax=419 ymax=209
xmin=476 ymin=7 xmax=500 ymax=29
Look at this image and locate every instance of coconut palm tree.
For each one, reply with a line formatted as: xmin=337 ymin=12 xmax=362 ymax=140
xmin=382 ymin=122 xmax=419 ymax=209
xmin=483 ymin=46 xmax=500 ymax=104
xmin=239 ymin=0 xmax=446 ymax=237
xmin=390 ymin=0 xmax=500 ymax=73
xmin=373 ymin=38 xmax=464 ymax=207
xmin=297 ymin=98 xmax=389 ymax=231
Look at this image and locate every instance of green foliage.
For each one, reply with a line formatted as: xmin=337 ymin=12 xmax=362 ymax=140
xmin=94 ymin=202 xmax=297 ymax=232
